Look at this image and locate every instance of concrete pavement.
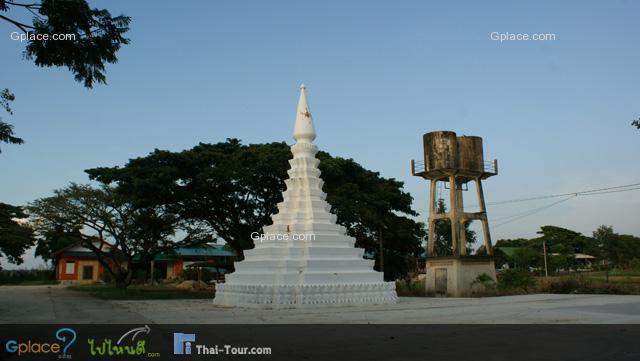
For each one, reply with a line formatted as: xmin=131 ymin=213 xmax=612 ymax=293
xmin=1 ymin=285 xmax=639 ymax=324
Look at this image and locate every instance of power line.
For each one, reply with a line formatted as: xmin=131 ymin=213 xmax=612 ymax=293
xmin=486 ymin=182 xmax=640 ymax=206
xmin=492 ymin=195 xmax=577 ymax=228
xmin=490 ymin=185 xmax=640 ymax=228
xmin=434 ymin=182 xmax=640 ymax=228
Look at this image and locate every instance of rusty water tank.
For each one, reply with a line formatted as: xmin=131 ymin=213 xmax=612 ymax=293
xmin=424 ymin=131 xmax=458 ymax=171
xmin=457 ymin=136 xmax=484 ymax=172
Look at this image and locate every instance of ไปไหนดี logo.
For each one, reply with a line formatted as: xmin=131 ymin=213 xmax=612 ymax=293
xmin=87 ymin=325 xmax=159 ymax=357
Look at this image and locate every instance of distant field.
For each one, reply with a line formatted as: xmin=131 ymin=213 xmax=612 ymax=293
xmin=397 ymin=269 xmax=640 ymax=297
xmin=538 ymin=270 xmax=640 ymax=295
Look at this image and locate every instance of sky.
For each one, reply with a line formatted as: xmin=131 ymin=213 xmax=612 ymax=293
xmin=1 ymin=0 xmax=639 ymax=268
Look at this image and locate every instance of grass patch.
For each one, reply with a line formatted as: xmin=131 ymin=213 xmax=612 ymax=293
xmin=396 ymin=269 xmax=640 ymax=298
xmin=538 ymin=274 xmax=640 ymax=295
xmin=67 ymin=283 xmax=214 ymax=300
xmin=0 ymin=269 xmax=56 ymax=285
xmin=12 ymin=280 xmax=59 ymax=286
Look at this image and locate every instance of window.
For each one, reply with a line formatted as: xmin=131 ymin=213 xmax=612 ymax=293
xmin=82 ymin=265 xmax=94 ymax=280
xmin=65 ymin=261 xmax=75 ymax=274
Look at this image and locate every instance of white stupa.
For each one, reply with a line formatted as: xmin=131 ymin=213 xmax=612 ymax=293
xmin=213 ymin=84 xmax=397 ymax=307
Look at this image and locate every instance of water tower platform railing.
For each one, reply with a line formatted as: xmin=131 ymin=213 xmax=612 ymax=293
xmin=410 ymin=159 xmax=498 ymax=181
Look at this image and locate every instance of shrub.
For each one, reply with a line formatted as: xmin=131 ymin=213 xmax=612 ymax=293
xmin=541 ymin=275 xmax=634 ymax=294
xmin=182 ymin=268 xmax=215 ymax=282
xmin=498 ymin=269 xmax=536 ymax=292
xmin=395 ymin=279 xmax=426 ymax=297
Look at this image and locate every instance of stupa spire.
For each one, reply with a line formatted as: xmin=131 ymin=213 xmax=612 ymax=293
xmin=213 ymin=84 xmax=396 ymax=308
xmin=293 ymin=83 xmax=316 ymax=143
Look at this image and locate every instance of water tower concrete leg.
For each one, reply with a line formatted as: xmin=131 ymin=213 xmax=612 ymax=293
xmin=448 ymin=175 xmax=459 ymax=256
xmin=474 ymin=177 xmax=493 ymax=256
xmin=427 ymin=179 xmax=437 ymax=256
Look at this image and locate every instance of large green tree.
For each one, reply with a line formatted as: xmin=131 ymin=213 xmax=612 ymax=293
xmin=86 ymin=139 xmax=424 ymax=281
xmin=28 ymin=184 xmax=206 ymax=288
xmin=34 ymin=224 xmax=83 ymax=267
xmin=0 ymin=203 xmax=35 ymax=268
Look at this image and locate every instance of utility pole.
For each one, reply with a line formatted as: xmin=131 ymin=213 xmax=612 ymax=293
xmin=542 ymin=238 xmax=549 ymax=278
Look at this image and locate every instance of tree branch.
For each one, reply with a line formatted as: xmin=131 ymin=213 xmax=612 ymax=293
xmin=0 ymin=14 xmax=35 ymax=32
xmin=5 ymin=1 xmax=41 ymax=9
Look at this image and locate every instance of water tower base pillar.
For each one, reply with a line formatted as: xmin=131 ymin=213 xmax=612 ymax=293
xmin=425 ymin=256 xmax=497 ymax=297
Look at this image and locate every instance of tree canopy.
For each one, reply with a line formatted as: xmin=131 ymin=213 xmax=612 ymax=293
xmin=0 ymin=89 xmax=23 ymax=153
xmin=1 ymin=0 xmax=131 ymax=88
xmin=494 ymin=225 xmax=640 ymax=272
xmin=86 ymin=139 xmax=424 ymax=281
xmin=28 ymin=183 xmax=208 ymax=288
xmin=0 ymin=202 xmax=35 ymax=268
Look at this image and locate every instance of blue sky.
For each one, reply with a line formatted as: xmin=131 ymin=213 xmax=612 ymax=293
xmin=1 ymin=0 xmax=639 ymax=267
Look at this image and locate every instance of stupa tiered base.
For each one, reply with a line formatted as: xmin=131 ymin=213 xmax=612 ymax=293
xmin=213 ymin=85 xmax=397 ymax=307
xmin=214 ymin=283 xmax=397 ymax=308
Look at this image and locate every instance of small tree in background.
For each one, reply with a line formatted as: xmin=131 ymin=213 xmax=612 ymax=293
xmin=430 ymin=199 xmax=476 ymax=256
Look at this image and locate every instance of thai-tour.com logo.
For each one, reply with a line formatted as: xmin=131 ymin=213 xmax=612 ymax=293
xmin=173 ymin=332 xmax=272 ymax=356
xmin=87 ymin=325 xmax=160 ymax=358
xmin=5 ymin=327 xmax=76 ymax=358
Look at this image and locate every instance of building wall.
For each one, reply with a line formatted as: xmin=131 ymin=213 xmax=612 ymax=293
xmin=171 ymin=259 xmax=184 ymax=279
xmin=57 ymin=256 xmax=102 ymax=282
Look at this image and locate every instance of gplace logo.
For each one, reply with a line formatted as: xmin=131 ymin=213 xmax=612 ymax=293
xmin=5 ymin=327 xmax=76 ymax=358
xmin=173 ymin=333 xmax=196 ymax=355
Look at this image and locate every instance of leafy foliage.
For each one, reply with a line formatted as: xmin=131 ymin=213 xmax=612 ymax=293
xmin=34 ymin=224 xmax=83 ymax=265
xmin=0 ymin=203 xmax=35 ymax=267
xmin=86 ymin=139 xmax=424 ymax=281
xmin=495 ymin=225 xmax=640 ymax=273
xmin=0 ymin=89 xmax=23 ymax=153
xmin=28 ymin=184 xmax=207 ymax=288
xmin=430 ymin=199 xmax=476 ymax=256
xmin=497 ymin=269 xmax=536 ymax=292
xmin=1 ymin=0 xmax=131 ymax=88
xmin=593 ymin=225 xmax=640 ymax=269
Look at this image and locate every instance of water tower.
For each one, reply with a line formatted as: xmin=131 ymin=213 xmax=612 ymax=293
xmin=411 ymin=131 xmax=498 ymax=296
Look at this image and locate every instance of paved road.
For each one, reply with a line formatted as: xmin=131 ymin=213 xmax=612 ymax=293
xmin=1 ymin=285 xmax=640 ymax=324
xmin=0 ymin=285 xmax=150 ymax=324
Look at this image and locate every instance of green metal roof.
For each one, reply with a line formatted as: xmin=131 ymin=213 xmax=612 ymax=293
xmin=61 ymin=245 xmax=236 ymax=261
xmin=61 ymin=251 xmax=97 ymax=257
xmin=495 ymin=246 xmax=518 ymax=257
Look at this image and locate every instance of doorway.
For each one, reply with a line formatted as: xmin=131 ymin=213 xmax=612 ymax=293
xmin=82 ymin=265 xmax=94 ymax=280
xmin=435 ymin=268 xmax=447 ymax=295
